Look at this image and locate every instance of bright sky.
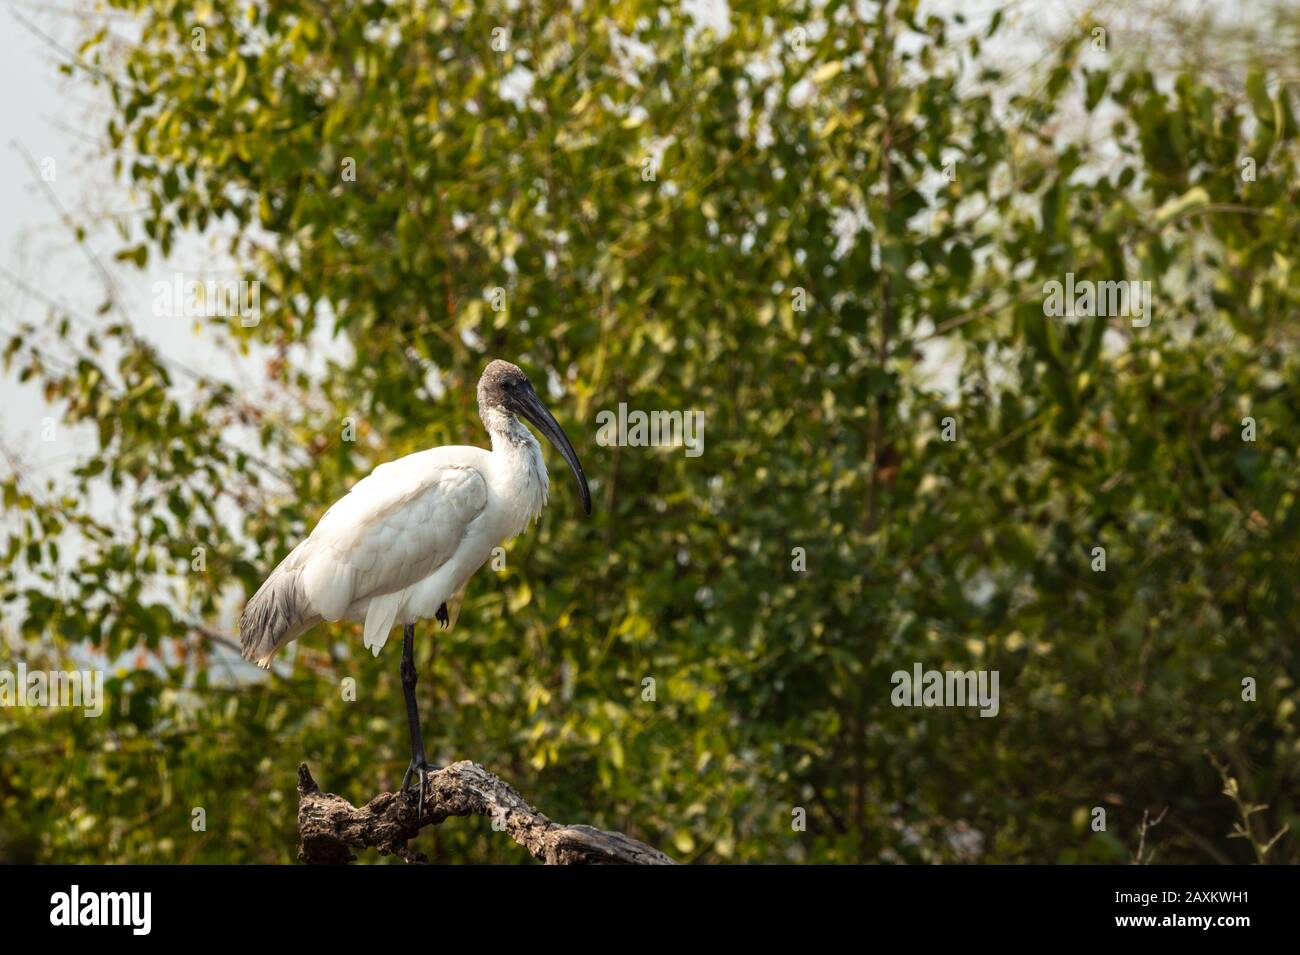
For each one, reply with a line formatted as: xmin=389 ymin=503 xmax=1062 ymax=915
xmin=0 ymin=1 xmax=267 ymax=498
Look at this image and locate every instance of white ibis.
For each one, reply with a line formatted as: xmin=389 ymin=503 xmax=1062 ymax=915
xmin=238 ymin=359 xmax=591 ymax=811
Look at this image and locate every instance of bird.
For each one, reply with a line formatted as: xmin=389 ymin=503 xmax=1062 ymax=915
xmin=238 ymin=359 xmax=591 ymax=813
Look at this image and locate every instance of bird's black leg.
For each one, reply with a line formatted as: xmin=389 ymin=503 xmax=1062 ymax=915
xmin=399 ymin=623 xmax=438 ymax=816
xmin=436 ymin=602 xmax=449 ymax=629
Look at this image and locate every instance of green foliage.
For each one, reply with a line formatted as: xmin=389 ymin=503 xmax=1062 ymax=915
xmin=2 ymin=0 xmax=1298 ymax=863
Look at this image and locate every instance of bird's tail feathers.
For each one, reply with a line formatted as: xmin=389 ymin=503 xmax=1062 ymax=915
xmin=239 ymin=562 xmax=309 ymax=668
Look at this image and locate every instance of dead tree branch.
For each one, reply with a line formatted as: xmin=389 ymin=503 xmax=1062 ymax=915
xmin=296 ymin=761 xmax=676 ymax=865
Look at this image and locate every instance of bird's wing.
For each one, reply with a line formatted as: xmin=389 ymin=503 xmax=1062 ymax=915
xmin=296 ymin=448 xmax=490 ymax=622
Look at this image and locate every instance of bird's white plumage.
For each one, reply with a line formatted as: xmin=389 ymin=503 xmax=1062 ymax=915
xmin=299 ymin=449 xmax=489 ymax=624
xmin=239 ymin=360 xmax=580 ymax=668
xmin=243 ymin=426 xmax=547 ymax=661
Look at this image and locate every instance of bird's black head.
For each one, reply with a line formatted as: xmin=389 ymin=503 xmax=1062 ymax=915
xmin=476 ymin=359 xmax=532 ymax=411
xmin=477 ymin=359 xmax=592 ymax=515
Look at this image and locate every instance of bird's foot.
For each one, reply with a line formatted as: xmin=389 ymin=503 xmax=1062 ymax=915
xmin=400 ymin=758 xmax=442 ymax=817
xmin=435 ymin=602 xmax=449 ymax=629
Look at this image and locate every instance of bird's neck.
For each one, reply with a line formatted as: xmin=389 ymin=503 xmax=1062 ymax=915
xmin=484 ymin=410 xmax=549 ymax=532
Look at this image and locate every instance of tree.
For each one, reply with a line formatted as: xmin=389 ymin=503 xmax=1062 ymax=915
xmin=2 ymin=0 xmax=1296 ymax=863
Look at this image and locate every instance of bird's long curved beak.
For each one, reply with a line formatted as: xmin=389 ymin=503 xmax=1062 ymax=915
xmin=516 ymin=387 xmax=592 ymax=515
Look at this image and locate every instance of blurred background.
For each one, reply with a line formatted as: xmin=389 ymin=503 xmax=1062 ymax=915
xmin=0 ymin=0 xmax=1297 ymax=863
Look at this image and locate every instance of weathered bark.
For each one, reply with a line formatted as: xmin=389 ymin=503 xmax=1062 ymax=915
xmin=296 ymin=761 xmax=676 ymax=865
